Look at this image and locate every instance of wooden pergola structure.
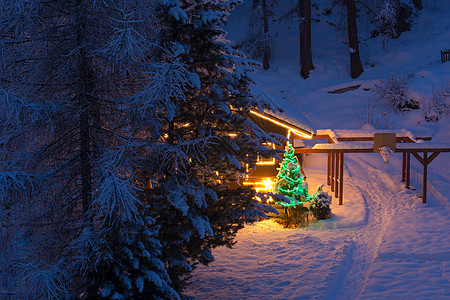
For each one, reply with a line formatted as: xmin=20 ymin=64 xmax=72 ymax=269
xmin=294 ymin=129 xmax=450 ymax=205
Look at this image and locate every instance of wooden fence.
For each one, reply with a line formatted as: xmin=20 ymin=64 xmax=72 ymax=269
xmin=441 ymin=49 xmax=450 ymax=63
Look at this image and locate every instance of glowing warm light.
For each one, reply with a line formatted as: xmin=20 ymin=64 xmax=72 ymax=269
xmin=243 ymin=177 xmax=275 ymax=193
xmin=228 ymin=133 xmax=238 ymax=137
xmin=256 ymin=160 xmax=276 ymax=165
xmin=249 ymin=109 xmax=313 ymax=139
xmin=262 ymin=178 xmax=274 ymax=192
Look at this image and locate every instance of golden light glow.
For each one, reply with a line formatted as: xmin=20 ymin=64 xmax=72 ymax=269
xmin=243 ymin=177 xmax=275 ymax=193
xmin=228 ymin=133 xmax=238 ymax=137
xmin=262 ymin=178 xmax=275 ymax=192
xmin=249 ymin=109 xmax=313 ymax=139
xmin=256 ymin=160 xmax=276 ymax=166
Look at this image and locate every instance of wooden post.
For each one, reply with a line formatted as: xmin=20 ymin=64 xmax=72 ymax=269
xmin=327 ymin=153 xmax=331 ymax=186
xmin=410 ymin=151 xmax=440 ymax=204
xmin=339 ymin=152 xmax=344 ymax=205
xmin=422 ymin=152 xmax=427 ymax=203
xmin=405 ymin=152 xmax=410 ymax=189
xmin=335 ymin=152 xmax=340 ymax=198
xmin=401 ymin=152 xmax=406 ymax=182
xmin=331 ymin=153 xmax=335 ymax=192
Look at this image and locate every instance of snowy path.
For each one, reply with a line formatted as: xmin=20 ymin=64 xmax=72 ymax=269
xmin=325 ymin=156 xmax=405 ymax=299
xmin=185 ymin=154 xmax=450 ymax=299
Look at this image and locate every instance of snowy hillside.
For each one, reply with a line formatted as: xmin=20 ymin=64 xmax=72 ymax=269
xmin=186 ymin=0 xmax=450 ymax=299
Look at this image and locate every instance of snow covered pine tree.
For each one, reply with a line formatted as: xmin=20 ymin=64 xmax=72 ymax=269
xmin=0 ymin=0 xmax=280 ymax=298
xmin=0 ymin=0 xmax=186 ymax=298
xmin=147 ymin=0 xmax=281 ymax=295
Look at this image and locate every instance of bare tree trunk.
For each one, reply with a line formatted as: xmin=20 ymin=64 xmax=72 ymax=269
xmin=346 ymin=0 xmax=364 ymax=79
xmin=299 ymin=0 xmax=314 ymax=79
xmin=253 ymin=0 xmax=259 ymax=9
xmin=262 ymin=0 xmax=270 ymax=70
xmin=411 ymin=0 xmax=423 ymax=10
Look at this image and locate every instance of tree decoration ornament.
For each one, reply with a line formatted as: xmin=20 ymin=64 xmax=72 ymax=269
xmin=275 ymin=144 xmax=310 ymax=207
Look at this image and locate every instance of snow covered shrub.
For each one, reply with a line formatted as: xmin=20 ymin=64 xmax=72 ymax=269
xmin=373 ymin=73 xmax=419 ymax=111
xmin=309 ymin=185 xmax=332 ymax=220
xmin=355 ymin=102 xmax=394 ymax=129
xmin=77 ymin=212 xmax=179 ymax=299
xmin=419 ymin=88 xmax=450 ymax=122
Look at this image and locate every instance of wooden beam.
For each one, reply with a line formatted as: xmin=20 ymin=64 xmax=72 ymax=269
xmin=422 ymin=152 xmax=428 ymax=203
xmin=411 ymin=151 xmax=425 ymax=165
xmin=406 ymin=152 xmax=410 ymax=189
xmin=331 ymin=153 xmax=335 ymax=192
xmin=294 ymin=148 xmax=450 ymax=154
xmin=339 ymin=153 xmax=344 ymax=205
xmin=335 ymin=152 xmax=339 ymax=198
xmin=402 ymin=152 xmax=406 ymax=182
xmin=327 ymin=153 xmax=331 ymax=185
xmin=426 ymin=151 xmax=440 ymax=165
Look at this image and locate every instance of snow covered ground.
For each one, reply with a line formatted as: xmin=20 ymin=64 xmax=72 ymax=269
xmin=185 ymin=1 xmax=450 ymax=299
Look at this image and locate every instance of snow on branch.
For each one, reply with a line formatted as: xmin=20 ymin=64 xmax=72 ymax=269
xmin=0 ymin=0 xmax=40 ymax=32
xmin=95 ymin=26 xmax=153 ymax=72
xmin=91 ymin=147 xmax=142 ymax=224
xmin=69 ymin=226 xmax=112 ymax=276
xmin=19 ymin=260 xmax=70 ymax=299
xmin=153 ymin=135 xmax=215 ymax=174
xmin=188 ymin=214 xmax=213 ymax=239
xmin=127 ymin=43 xmax=200 ymax=121
xmin=0 ymin=88 xmax=59 ymax=133
xmin=91 ymin=173 xmax=141 ymax=224
xmin=166 ymin=176 xmax=216 ymax=217
xmin=0 ymin=172 xmax=40 ymax=206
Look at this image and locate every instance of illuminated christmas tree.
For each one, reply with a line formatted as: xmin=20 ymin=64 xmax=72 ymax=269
xmin=275 ymin=144 xmax=310 ymax=207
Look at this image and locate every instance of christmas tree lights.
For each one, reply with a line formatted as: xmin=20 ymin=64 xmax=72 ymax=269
xmin=275 ymin=144 xmax=310 ymax=207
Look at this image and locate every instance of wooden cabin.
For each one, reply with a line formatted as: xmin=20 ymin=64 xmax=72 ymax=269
xmin=243 ymin=91 xmax=316 ymax=192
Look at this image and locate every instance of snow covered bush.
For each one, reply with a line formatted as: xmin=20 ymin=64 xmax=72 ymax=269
xmin=309 ymin=185 xmax=332 ymax=220
xmin=419 ymin=88 xmax=450 ymax=122
xmin=355 ymin=102 xmax=394 ymax=129
xmin=373 ymin=73 xmax=419 ymax=111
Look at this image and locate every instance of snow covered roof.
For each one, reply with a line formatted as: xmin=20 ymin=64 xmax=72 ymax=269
xmin=251 ymin=87 xmax=316 ymax=137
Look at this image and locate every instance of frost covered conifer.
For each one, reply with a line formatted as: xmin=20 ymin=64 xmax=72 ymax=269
xmin=0 ymin=0 xmax=188 ymax=298
xmin=148 ymin=0 xmax=281 ymax=294
xmin=0 ymin=0 xmax=279 ymax=297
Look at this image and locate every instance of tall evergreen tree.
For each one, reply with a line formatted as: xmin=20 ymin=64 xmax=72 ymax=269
xmin=0 ymin=0 xmax=279 ymax=297
xmin=150 ymin=0 xmax=280 ymax=293
xmin=0 ymin=0 xmax=181 ymax=297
